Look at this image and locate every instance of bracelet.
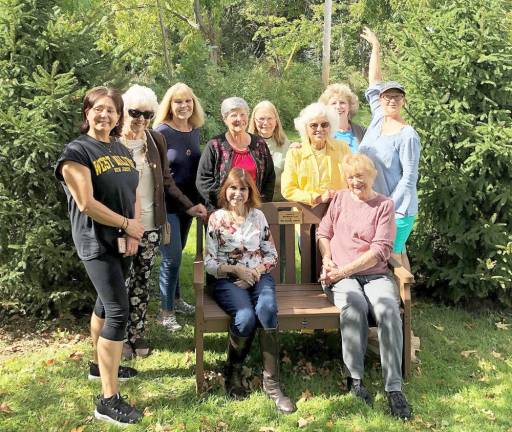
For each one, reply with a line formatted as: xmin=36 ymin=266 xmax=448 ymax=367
xmin=121 ymin=217 xmax=128 ymax=230
xmin=125 ymin=218 xmax=130 ymax=231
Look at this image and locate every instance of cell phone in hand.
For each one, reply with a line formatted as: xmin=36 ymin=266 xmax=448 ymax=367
xmin=117 ymin=237 xmax=126 ymax=254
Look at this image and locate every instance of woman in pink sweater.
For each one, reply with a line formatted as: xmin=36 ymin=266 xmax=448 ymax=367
xmin=317 ymin=153 xmax=412 ymax=420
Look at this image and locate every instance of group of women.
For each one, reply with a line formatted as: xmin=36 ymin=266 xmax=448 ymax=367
xmin=55 ymin=28 xmax=420 ymax=426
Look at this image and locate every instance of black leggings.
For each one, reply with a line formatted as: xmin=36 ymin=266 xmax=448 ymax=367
xmin=82 ymin=252 xmax=132 ymax=341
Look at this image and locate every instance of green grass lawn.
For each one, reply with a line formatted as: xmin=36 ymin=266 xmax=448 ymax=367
xmin=2 ymin=222 xmax=512 ymax=431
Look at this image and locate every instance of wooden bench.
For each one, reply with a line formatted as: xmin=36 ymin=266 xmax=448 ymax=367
xmin=194 ymin=201 xmax=415 ymax=394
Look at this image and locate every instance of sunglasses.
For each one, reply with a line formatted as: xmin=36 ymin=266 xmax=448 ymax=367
xmin=308 ymin=122 xmax=330 ymax=130
xmin=128 ymin=109 xmax=155 ymax=120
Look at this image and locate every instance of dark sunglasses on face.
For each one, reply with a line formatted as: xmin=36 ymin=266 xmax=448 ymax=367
xmin=128 ymin=109 xmax=155 ymax=120
xmin=309 ymin=122 xmax=330 ymax=130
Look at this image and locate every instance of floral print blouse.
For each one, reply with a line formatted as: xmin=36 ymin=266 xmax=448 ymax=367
xmin=205 ymin=208 xmax=278 ymax=279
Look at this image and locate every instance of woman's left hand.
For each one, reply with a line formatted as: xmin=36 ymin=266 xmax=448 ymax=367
xmin=124 ymin=235 xmax=140 ymax=257
xmin=323 ymin=266 xmax=347 ymax=285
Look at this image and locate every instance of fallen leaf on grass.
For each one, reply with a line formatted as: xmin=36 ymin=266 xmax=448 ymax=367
xmin=325 ymin=420 xmax=334 ymax=428
xmin=432 ymin=324 xmax=444 ymax=331
xmin=143 ymin=407 xmax=154 ymax=417
xmin=491 ymin=351 xmax=502 ymax=359
xmin=495 ymin=322 xmax=510 ymax=330
xmin=0 ymin=402 xmax=13 ymax=413
xmin=155 ymin=424 xmax=173 ymax=432
xmin=481 ymin=408 xmax=496 ymax=421
xmin=259 ymin=427 xmax=276 ymax=432
xmin=298 ymin=416 xmax=315 ymax=428
xmin=68 ymin=351 xmax=84 ymax=361
xmin=69 ymin=427 xmax=84 ymax=432
xmin=460 ymin=350 xmax=477 ymax=358
xmin=45 ymin=358 xmax=56 ymax=366
xmin=464 ymin=322 xmax=476 ymax=329
xmin=299 ymin=389 xmax=312 ymax=403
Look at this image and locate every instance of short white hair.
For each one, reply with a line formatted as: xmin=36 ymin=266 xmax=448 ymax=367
xmin=294 ymin=102 xmax=339 ymax=143
xmin=122 ymin=84 xmax=159 ymax=113
xmin=221 ymin=97 xmax=250 ymax=119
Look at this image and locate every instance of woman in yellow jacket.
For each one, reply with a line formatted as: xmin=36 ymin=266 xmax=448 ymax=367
xmin=282 ymin=102 xmax=350 ymax=206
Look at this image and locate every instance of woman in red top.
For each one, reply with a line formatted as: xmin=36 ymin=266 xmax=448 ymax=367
xmin=196 ymin=97 xmax=275 ymax=211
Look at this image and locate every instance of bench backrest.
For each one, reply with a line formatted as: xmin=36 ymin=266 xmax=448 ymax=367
xmin=197 ymin=201 xmax=328 ymax=285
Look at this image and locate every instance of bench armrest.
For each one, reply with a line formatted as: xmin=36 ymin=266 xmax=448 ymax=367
xmin=388 ymin=257 xmax=414 ymax=305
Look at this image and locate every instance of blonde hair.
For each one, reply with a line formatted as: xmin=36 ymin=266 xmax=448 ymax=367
xmin=248 ymin=100 xmax=288 ymax=147
xmin=294 ymin=102 xmax=339 ymax=148
xmin=342 ymin=154 xmax=378 ymax=182
xmin=153 ymin=82 xmax=205 ymax=128
xmin=318 ymin=83 xmax=359 ymax=119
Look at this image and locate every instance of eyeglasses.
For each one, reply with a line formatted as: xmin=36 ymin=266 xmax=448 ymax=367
xmin=381 ymin=94 xmax=404 ymax=102
xmin=256 ymin=117 xmax=276 ymax=124
xmin=128 ymin=109 xmax=155 ymax=120
xmin=308 ymin=122 xmax=330 ymax=130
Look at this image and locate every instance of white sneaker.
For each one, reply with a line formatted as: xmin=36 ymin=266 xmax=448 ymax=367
xmin=161 ymin=314 xmax=182 ymax=332
xmin=174 ymin=298 xmax=196 ymax=315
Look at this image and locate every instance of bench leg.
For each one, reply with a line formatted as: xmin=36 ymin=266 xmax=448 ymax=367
xmin=195 ymin=326 xmax=205 ymax=394
xmin=402 ymin=305 xmax=412 ymax=379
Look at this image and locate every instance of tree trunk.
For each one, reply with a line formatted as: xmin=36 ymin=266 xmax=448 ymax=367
xmin=322 ymin=0 xmax=332 ymax=88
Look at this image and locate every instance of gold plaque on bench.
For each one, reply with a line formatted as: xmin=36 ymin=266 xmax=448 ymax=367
xmin=278 ymin=210 xmax=303 ymax=224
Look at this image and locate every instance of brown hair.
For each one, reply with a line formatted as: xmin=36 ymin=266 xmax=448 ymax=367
xmin=80 ymin=86 xmax=124 ymax=136
xmin=217 ymin=168 xmax=261 ymax=211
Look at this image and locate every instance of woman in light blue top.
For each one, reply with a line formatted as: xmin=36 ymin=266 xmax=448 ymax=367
xmin=358 ymin=27 xmax=420 ymax=272
xmin=318 ymin=83 xmax=366 ymax=154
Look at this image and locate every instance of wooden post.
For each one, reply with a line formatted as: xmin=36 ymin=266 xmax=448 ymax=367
xmin=322 ymin=0 xmax=332 ymax=88
xmin=156 ymin=0 xmax=173 ymax=80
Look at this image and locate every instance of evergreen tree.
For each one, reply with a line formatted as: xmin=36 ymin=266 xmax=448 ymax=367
xmin=0 ymin=0 xmax=129 ymax=316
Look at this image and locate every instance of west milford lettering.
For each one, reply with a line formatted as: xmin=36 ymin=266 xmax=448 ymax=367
xmin=93 ymin=155 xmax=135 ymax=176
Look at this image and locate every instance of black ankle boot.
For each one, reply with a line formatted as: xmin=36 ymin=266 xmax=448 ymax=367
xmin=347 ymin=377 xmax=373 ymax=406
xmin=224 ymin=330 xmax=254 ymax=399
xmin=259 ymin=328 xmax=296 ymax=414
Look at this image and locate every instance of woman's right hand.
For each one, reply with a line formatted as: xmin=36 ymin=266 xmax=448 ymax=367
xmin=233 ymin=265 xmax=260 ymax=285
xmin=125 ymin=218 xmax=145 ymax=240
xmin=361 ymin=26 xmax=379 ymax=47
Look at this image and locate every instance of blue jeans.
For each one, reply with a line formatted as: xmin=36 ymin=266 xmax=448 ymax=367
xmin=159 ymin=212 xmax=192 ymax=311
xmin=213 ymin=273 xmax=278 ymax=337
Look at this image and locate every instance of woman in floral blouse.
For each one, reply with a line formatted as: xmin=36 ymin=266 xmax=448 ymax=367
xmin=205 ymin=168 xmax=295 ymax=414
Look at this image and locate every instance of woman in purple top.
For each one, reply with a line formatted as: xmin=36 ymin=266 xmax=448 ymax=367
xmin=153 ymin=83 xmax=207 ymax=331
xmin=317 ymin=153 xmax=412 ymax=420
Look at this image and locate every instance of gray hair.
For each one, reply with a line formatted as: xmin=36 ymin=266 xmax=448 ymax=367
xmin=294 ymin=102 xmax=339 ymax=143
xmin=221 ymin=97 xmax=250 ymax=119
xmin=122 ymin=84 xmax=159 ymax=113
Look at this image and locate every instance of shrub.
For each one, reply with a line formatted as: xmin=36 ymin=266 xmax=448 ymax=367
xmin=0 ymin=0 xmax=129 ymax=317
xmin=387 ymin=0 xmax=512 ymax=303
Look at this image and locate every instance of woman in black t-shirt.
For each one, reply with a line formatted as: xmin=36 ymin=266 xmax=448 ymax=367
xmin=55 ymin=87 xmax=145 ymax=427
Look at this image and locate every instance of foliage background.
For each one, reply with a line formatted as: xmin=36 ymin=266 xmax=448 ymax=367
xmin=0 ymin=0 xmax=511 ymax=316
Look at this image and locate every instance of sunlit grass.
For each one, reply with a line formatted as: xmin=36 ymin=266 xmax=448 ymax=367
xmin=1 ymin=222 xmax=512 ymax=431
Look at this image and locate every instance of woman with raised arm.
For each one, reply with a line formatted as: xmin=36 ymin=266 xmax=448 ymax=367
xmin=318 ymin=83 xmax=366 ymax=153
xmin=317 ymin=153 xmax=412 ymax=420
xmin=281 ymin=102 xmax=350 ymax=206
xmin=248 ymin=100 xmax=290 ymax=202
xmin=359 ymin=27 xmax=421 ymax=272
xmin=153 ymin=83 xmax=207 ymax=332
xmin=55 ymin=87 xmax=144 ymax=426
xmin=205 ymin=168 xmax=295 ymax=414
xmin=120 ymin=84 xmax=206 ymax=358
